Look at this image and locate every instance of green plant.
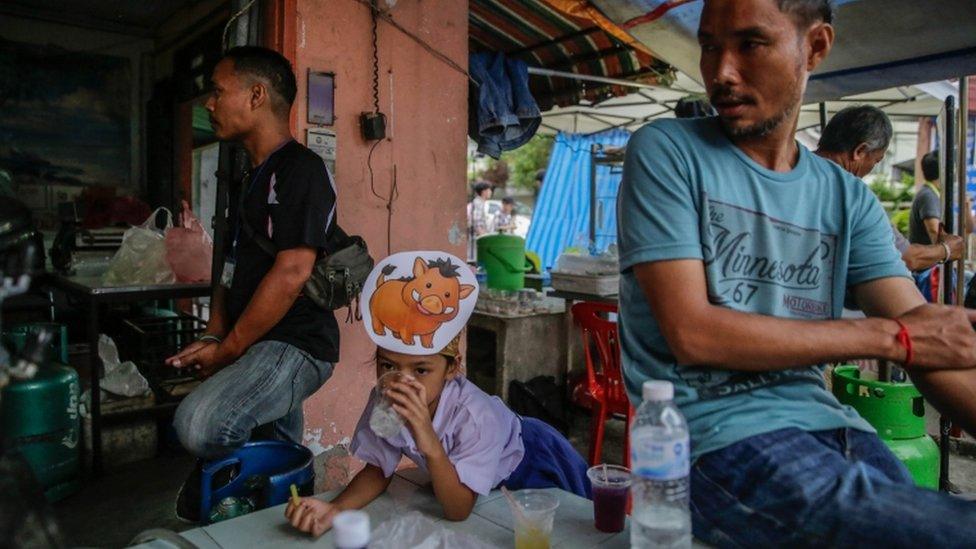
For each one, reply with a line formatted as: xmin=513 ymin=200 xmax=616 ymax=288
xmin=890 ymin=209 xmax=910 ymax=236
xmin=498 ymin=135 xmax=554 ymax=192
xmin=479 ymin=160 xmax=509 ymax=187
xmin=868 ymin=175 xmax=899 ymax=202
xmin=868 ymin=173 xmax=915 ymax=205
xmin=898 ymin=172 xmax=916 ymax=202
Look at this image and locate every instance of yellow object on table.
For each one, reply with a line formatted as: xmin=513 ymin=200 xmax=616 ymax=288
xmin=515 ymin=524 xmax=551 ymax=549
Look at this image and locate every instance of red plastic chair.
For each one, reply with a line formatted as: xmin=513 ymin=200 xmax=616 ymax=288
xmin=570 ymin=301 xmax=634 ymax=467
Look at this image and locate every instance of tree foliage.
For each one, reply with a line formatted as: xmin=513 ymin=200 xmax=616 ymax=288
xmin=476 ymin=135 xmax=554 ymax=193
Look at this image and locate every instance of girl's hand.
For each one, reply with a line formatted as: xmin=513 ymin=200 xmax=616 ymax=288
xmin=285 ymin=497 xmax=339 ymax=537
xmin=386 ymin=379 xmax=443 ymax=458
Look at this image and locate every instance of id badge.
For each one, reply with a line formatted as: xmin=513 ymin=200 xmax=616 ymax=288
xmin=221 ymin=259 xmax=236 ymax=288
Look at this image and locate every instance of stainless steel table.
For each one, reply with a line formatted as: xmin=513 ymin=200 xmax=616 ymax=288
xmin=42 ymin=273 xmax=211 ymax=476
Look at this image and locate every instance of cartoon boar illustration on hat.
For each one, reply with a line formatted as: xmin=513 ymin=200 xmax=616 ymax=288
xmin=368 ymin=255 xmax=476 ymax=350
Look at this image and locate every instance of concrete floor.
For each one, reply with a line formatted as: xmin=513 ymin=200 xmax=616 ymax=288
xmin=51 ymin=410 xmax=976 ymax=548
xmin=53 ymin=453 xmax=195 ymax=548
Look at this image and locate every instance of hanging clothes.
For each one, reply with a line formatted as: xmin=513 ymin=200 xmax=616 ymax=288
xmin=469 ymin=52 xmax=541 ymax=158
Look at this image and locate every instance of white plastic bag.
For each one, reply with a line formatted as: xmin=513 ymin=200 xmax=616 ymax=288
xmin=97 ymin=334 xmax=149 ymax=397
xmin=370 ymin=512 xmax=494 ymax=549
xmin=102 ymin=207 xmax=176 ymax=286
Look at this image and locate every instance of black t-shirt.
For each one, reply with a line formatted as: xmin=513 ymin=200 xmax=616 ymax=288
xmin=226 ymin=140 xmax=339 ymax=362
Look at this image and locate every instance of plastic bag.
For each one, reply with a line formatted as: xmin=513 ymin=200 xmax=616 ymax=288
xmin=97 ymin=334 xmax=149 ymax=397
xmin=165 ymin=200 xmax=213 ymax=283
xmin=370 ymin=512 xmax=494 ymax=549
xmin=102 ymin=207 xmax=176 ymax=286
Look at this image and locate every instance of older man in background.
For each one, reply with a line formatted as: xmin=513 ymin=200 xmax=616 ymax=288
xmin=815 ymin=105 xmax=963 ymax=271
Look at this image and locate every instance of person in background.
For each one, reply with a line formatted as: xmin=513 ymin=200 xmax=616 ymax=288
xmin=469 ymin=182 xmax=493 ymax=238
xmin=617 ymin=0 xmax=976 ymax=545
xmin=495 ymin=197 xmax=518 ymax=234
xmin=467 ymin=182 xmax=494 ymax=260
xmin=165 ymin=46 xmax=338 ymax=521
xmin=909 ymin=150 xmax=943 ymax=245
xmin=674 ymin=96 xmax=718 ymax=119
xmin=532 ymin=169 xmax=545 ymax=201
xmin=815 ymin=105 xmax=963 ymax=271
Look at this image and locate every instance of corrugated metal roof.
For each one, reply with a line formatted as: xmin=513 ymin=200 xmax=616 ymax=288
xmin=525 ymin=129 xmax=630 ymax=269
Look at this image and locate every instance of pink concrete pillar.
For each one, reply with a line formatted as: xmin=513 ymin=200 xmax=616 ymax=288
xmin=292 ymin=0 xmax=469 ymax=488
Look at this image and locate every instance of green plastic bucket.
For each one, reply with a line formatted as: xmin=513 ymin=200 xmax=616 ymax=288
xmin=3 ymin=323 xmax=69 ymax=364
xmin=477 ymin=234 xmax=531 ymax=291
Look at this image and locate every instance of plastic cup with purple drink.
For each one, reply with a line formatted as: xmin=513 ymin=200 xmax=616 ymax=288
xmin=587 ymin=464 xmax=632 ymax=533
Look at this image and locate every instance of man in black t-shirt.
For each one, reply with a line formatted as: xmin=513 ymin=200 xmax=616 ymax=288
xmin=165 ymin=47 xmax=337 ymax=520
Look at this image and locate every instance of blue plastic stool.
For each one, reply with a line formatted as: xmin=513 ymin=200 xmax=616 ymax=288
xmin=200 ymin=440 xmax=314 ymax=523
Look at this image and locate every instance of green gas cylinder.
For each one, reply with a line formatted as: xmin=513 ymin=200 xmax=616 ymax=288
xmin=1 ymin=361 xmax=81 ymax=501
xmin=832 ymin=365 xmax=939 ymax=489
xmin=884 ymin=436 xmax=940 ymax=489
xmin=3 ymin=323 xmax=69 ymax=365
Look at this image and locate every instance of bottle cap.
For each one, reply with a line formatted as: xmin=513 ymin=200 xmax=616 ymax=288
xmin=642 ymin=380 xmax=674 ymax=402
xmin=333 ymin=510 xmax=370 ymax=548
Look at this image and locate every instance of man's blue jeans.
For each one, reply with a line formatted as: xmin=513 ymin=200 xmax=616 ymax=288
xmin=691 ymin=427 xmax=976 ymax=548
xmin=174 ymin=341 xmax=333 ymax=459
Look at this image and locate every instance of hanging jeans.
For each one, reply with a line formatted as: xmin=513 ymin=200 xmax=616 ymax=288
xmin=469 ymin=52 xmax=541 ymax=158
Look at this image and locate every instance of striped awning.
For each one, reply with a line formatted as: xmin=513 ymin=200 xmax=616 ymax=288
xmin=469 ymin=0 xmax=673 ymax=109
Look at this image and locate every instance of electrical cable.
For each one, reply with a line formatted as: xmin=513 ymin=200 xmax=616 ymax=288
xmin=367 ymin=138 xmax=385 ymax=201
xmin=370 ymin=1 xmax=381 ymax=114
xmin=360 ymin=0 xmax=399 ymax=255
xmin=366 ymin=127 xmax=399 ymax=256
xmin=386 ymin=165 xmax=399 ymax=255
xmin=622 ymin=0 xmax=697 ymax=29
xmin=351 ymin=0 xmax=474 ymax=84
xmin=221 ymin=0 xmax=259 ymax=51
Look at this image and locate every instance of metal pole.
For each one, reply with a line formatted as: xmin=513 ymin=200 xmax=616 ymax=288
xmin=528 ymin=66 xmax=661 ymax=91
xmin=589 ymin=145 xmax=598 ymax=253
xmin=957 ymin=76 xmax=969 ymax=302
xmin=939 ymin=95 xmax=957 ymax=492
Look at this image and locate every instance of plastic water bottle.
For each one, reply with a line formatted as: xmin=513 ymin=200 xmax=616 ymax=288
xmin=630 ymin=380 xmax=691 ymax=548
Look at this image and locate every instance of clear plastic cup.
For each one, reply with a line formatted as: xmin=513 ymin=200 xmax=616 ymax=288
xmin=586 ymin=464 xmax=631 ymax=533
xmin=507 ymin=490 xmax=559 ymax=549
xmin=368 ymin=371 xmax=410 ymax=438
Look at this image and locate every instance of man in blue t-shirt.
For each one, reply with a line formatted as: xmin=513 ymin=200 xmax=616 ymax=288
xmin=618 ymin=0 xmax=976 ymax=546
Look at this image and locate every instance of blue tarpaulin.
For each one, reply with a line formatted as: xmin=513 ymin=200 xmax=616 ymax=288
xmin=526 ymin=130 xmax=631 ymax=270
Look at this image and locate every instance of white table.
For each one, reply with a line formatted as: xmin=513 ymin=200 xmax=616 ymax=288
xmin=138 ymin=468 xmax=631 ymax=548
